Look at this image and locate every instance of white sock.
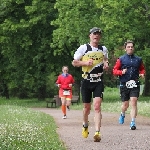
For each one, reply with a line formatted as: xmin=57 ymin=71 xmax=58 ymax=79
xmin=83 ymin=123 xmax=88 ymax=128
xmin=121 ymin=112 xmax=125 ymax=116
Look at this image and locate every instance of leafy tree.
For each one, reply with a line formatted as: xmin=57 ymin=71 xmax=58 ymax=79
xmin=51 ymin=0 xmax=103 ymax=95
xmin=1 ymin=0 xmax=57 ymax=100
xmin=95 ymin=0 xmax=150 ymax=95
xmin=95 ymin=0 xmax=150 ymax=48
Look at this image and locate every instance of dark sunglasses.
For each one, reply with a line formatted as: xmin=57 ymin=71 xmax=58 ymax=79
xmin=93 ymin=32 xmax=101 ymax=35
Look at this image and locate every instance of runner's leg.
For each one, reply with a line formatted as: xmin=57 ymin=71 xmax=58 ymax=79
xmin=93 ymin=97 xmax=102 ymax=131
xmin=130 ymin=97 xmax=138 ymax=129
xmin=121 ymin=101 xmax=129 ymax=114
xmin=61 ymin=97 xmax=67 ymax=117
xmin=66 ymin=99 xmax=71 ymax=110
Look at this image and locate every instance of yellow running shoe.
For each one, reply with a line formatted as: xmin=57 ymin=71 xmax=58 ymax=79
xmin=93 ymin=131 xmax=101 ymax=142
xmin=82 ymin=127 xmax=89 ymax=138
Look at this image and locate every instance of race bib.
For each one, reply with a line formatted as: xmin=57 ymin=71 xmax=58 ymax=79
xmin=63 ymin=90 xmax=70 ymax=95
xmin=89 ymin=74 xmax=102 ymax=82
xmin=126 ymin=80 xmax=137 ymax=88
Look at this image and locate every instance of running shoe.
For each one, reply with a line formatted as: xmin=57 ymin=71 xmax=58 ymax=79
xmin=130 ymin=121 xmax=136 ymax=130
xmin=62 ymin=115 xmax=67 ymax=119
xmin=93 ymin=131 xmax=101 ymax=142
xmin=119 ymin=114 xmax=125 ymax=124
xmin=82 ymin=126 xmax=89 ymax=138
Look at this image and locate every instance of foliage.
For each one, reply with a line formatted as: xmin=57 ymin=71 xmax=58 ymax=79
xmin=0 ymin=0 xmax=57 ymax=100
xmin=94 ymin=0 xmax=150 ymax=93
xmin=1 ymin=0 xmax=150 ymax=98
xmin=95 ymin=0 xmax=150 ymax=49
xmin=51 ymin=0 xmax=103 ymax=82
xmin=46 ymin=72 xmax=58 ymax=97
xmin=52 ymin=0 xmax=102 ymax=51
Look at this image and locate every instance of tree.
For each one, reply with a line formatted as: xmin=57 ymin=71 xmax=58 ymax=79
xmin=143 ymin=56 xmax=150 ymax=96
xmin=51 ymin=0 xmax=103 ymax=95
xmin=0 ymin=0 xmax=57 ymax=100
xmin=95 ymin=0 xmax=150 ymax=95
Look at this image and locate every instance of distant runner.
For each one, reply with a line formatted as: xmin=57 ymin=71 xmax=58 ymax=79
xmin=56 ymin=66 xmax=75 ymax=119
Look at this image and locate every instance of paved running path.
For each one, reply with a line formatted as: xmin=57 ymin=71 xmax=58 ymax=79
xmin=32 ymin=108 xmax=150 ymax=150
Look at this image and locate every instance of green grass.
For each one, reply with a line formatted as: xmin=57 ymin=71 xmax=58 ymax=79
xmin=71 ymin=100 xmax=150 ymax=117
xmin=71 ymin=87 xmax=150 ymax=117
xmin=0 ymin=97 xmax=47 ymax=108
xmin=0 ymin=105 xmax=66 ymax=150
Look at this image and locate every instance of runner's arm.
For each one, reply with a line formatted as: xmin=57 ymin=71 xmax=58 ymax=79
xmin=103 ymin=57 xmax=109 ymax=69
xmin=72 ymin=44 xmax=93 ymax=67
xmin=72 ymin=59 xmax=93 ymax=67
xmin=113 ymin=59 xmax=123 ymax=76
xmin=56 ymin=76 xmax=61 ymax=87
xmin=103 ymin=46 xmax=109 ymax=69
xmin=139 ymin=61 xmax=145 ymax=78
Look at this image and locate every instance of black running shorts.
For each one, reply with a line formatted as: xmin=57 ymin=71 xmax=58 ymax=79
xmin=81 ymin=79 xmax=104 ymax=103
xmin=120 ymin=85 xmax=140 ymax=101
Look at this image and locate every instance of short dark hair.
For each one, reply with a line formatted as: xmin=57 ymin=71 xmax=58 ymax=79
xmin=124 ymin=40 xmax=135 ymax=48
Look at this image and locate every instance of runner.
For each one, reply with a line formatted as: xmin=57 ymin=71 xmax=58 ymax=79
xmin=113 ymin=40 xmax=145 ymax=130
xmin=56 ymin=66 xmax=75 ymax=119
xmin=72 ymin=27 xmax=109 ymax=142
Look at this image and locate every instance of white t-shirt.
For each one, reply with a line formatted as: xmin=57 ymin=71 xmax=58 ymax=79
xmin=73 ymin=44 xmax=108 ymax=79
xmin=74 ymin=44 xmax=108 ymax=60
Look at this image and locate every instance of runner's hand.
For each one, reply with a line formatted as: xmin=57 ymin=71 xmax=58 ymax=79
xmin=103 ymin=61 xmax=109 ymax=70
xmin=122 ymin=69 xmax=127 ymax=74
xmin=139 ymin=74 xmax=145 ymax=79
xmin=57 ymin=84 xmax=61 ymax=87
xmin=69 ymin=84 xmax=72 ymax=87
xmin=86 ymin=59 xmax=93 ymax=66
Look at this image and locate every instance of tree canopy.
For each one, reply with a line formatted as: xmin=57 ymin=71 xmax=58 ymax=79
xmin=0 ymin=0 xmax=150 ymax=99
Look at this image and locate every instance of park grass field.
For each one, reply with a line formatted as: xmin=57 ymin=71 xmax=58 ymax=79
xmin=72 ymin=87 xmax=150 ymax=117
xmin=0 ymin=105 xmax=66 ymax=150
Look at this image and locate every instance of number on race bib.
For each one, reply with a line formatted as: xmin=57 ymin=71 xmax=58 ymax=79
xmin=89 ymin=73 xmax=102 ymax=82
xmin=126 ymin=80 xmax=137 ymax=88
xmin=63 ymin=90 xmax=70 ymax=95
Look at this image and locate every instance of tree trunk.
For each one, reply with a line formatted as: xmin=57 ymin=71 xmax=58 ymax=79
xmin=3 ymin=83 xmax=9 ymax=99
xmin=18 ymin=86 xmax=28 ymax=99
xmin=37 ymin=84 xmax=46 ymax=101
xmin=74 ymin=79 xmax=81 ymax=103
xmin=143 ymin=56 xmax=150 ymax=96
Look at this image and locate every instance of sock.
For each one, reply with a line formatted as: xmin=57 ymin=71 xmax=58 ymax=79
xmin=61 ymin=105 xmax=66 ymax=116
xmin=132 ymin=118 xmax=135 ymax=122
xmin=121 ymin=112 xmax=125 ymax=116
xmin=83 ymin=123 xmax=88 ymax=128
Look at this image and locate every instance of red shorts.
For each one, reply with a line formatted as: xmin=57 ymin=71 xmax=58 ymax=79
xmin=59 ymin=89 xmax=72 ymax=100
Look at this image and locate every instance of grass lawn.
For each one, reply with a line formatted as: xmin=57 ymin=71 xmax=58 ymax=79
xmin=71 ymin=87 xmax=150 ymax=117
xmin=0 ymin=104 xmax=66 ymax=150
